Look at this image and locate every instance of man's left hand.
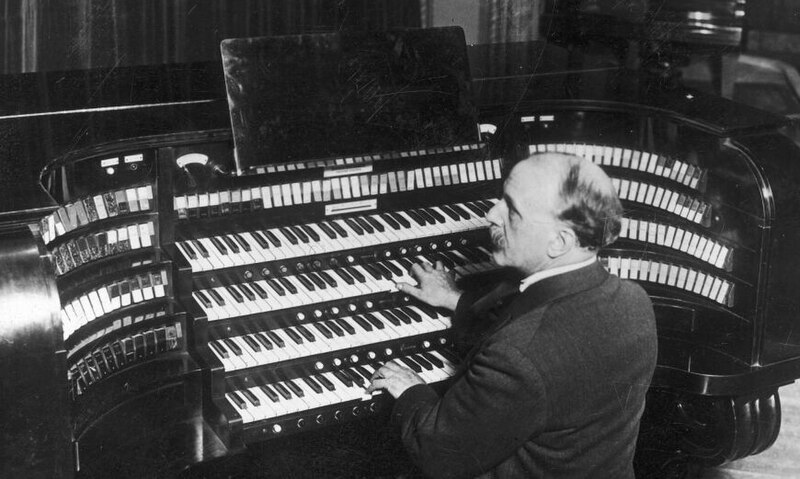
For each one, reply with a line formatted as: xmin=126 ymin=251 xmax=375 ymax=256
xmin=366 ymin=360 xmax=425 ymax=398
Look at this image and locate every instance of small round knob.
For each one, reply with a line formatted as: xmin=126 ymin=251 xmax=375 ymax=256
xmin=367 ymin=351 xmax=376 ymax=360
xmin=315 ymin=414 xmax=325 ymax=424
xmin=279 ymin=265 xmax=289 ymax=274
xmin=384 ymin=348 xmax=393 ymax=356
xmin=244 ymin=270 xmax=253 ymax=280
xmin=429 ymin=243 xmax=438 ymax=250
xmin=348 ymin=303 xmax=357 ymax=312
xmin=346 ymin=255 xmax=355 ymax=263
xmin=333 ymin=358 xmax=342 ymax=367
xmin=296 ymin=262 xmax=305 ymax=272
xmin=313 ymin=309 xmax=323 ymax=318
xmin=296 ymin=312 xmax=305 ymax=321
xmin=315 ymin=361 xmax=324 ymax=371
xmin=329 ymin=306 xmax=340 ymax=315
xmin=422 ymin=340 xmax=431 ymax=348
xmin=334 ymin=410 xmax=343 ymax=420
xmin=260 ymin=267 xmax=271 ymax=277
xmin=350 ymin=354 xmax=359 ymax=363
xmin=352 ymin=406 xmax=361 ymax=416
xmin=297 ymin=418 xmax=305 ymax=429
xmin=272 ymin=424 xmax=282 ymax=434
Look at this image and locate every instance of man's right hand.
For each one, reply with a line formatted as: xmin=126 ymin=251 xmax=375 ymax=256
xmin=396 ymin=261 xmax=462 ymax=311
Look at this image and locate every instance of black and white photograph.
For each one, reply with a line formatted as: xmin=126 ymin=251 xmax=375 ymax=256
xmin=2 ymin=1 xmax=800 ymax=478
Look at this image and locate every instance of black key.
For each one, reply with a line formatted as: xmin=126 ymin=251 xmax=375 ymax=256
xmin=415 ymin=303 xmax=439 ymax=320
xmin=335 ymin=318 xmax=356 ymax=335
xmin=222 ymin=235 xmax=240 ymax=253
xmin=285 ymin=328 xmax=304 ymax=344
xmin=296 ymin=324 xmax=316 ymax=342
xmin=345 ymin=266 xmax=365 ymax=283
xmin=411 ymin=354 xmax=434 ymax=371
xmin=238 ymin=283 xmax=256 ymax=301
xmin=210 ymin=236 xmax=228 ymax=255
xmin=251 ymin=231 xmax=270 ymax=249
xmin=406 ymin=210 xmax=427 ymax=226
xmin=233 ymin=233 xmax=252 ymax=252
xmin=195 ymin=290 xmax=213 ymax=308
xmin=380 ymin=311 xmax=402 ymax=327
xmin=303 ymin=376 xmax=323 ymax=394
xmin=397 ymin=257 xmax=415 ymax=271
xmin=464 ymin=202 xmax=485 ymax=217
xmin=333 ymin=369 xmax=354 ymax=387
xmin=399 ymin=357 xmax=422 ymax=373
xmin=450 ymin=203 xmax=473 ymax=220
xmin=325 ymin=320 xmax=345 ymax=337
xmin=308 ymin=272 xmax=326 ymax=289
xmin=365 ymin=215 xmax=385 ymax=232
xmin=353 ymin=365 xmax=374 ymax=382
xmin=255 ymin=332 xmax=274 ymax=350
xmin=315 ymin=374 xmax=336 ymax=391
xmin=328 ymin=221 xmax=348 ymax=238
xmin=423 ymin=207 xmax=446 ymax=224
xmin=400 ymin=306 xmax=423 ymax=322
xmin=314 ymin=322 xmax=334 ymax=339
xmin=223 ymin=338 xmax=243 ymax=356
xmin=333 ymin=268 xmax=355 ymax=285
xmin=260 ymin=384 xmax=280 ymax=402
xmin=344 ymin=217 xmax=364 ymax=235
xmin=267 ymin=279 xmax=286 ymax=296
xmin=296 ymin=274 xmax=316 ymax=291
xmin=438 ymin=204 xmax=461 ymax=221
xmin=242 ymin=334 xmax=261 ymax=352
xmin=363 ymin=312 xmax=385 ymax=330
xmin=392 ymin=308 xmax=412 ymax=325
xmin=225 ymin=285 xmax=244 ymax=303
xmin=241 ymin=388 xmax=261 ymax=406
xmin=343 ymin=369 xmax=365 ymax=387
xmin=318 ymin=271 xmax=338 ymax=288
xmin=300 ymin=224 xmax=320 ymax=242
xmin=317 ymin=222 xmax=337 ymax=239
xmin=361 ymin=263 xmax=384 ymax=280
xmin=381 ymin=261 xmax=403 ymax=277
xmin=229 ymin=391 xmax=247 ymax=409
xmin=180 ymin=241 xmax=197 ymax=259
xmin=478 ymin=199 xmax=496 ymax=212
xmin=278 ymin=277 xmax=298 ymax=295
xmin=273 ymin=382 xmax=292 ymax=400
xmin=250 ymin=282 xmax=269 ymax=299
xmin=372 ymin=262 xmax=394 ymax=279
xmin=208 ymin=289 xmax=225 ymax=306
xmin=265 ymin=330 xmax=286 ymax=348
xmin=352 ymin=315 xmax=373 ymax=332
xmin=422 ymin=351 xmax=444 ymax=368
xmin=389 ymin=211 xmax=411 ymax=229
xmin=192 ymin=240 xmax=210 ymax=257
xmin=285 ymin=379 xmax=304 ymax=397
xmin=379 ymin=212 xmax=401 ymax=230
xmin=354 ymin=216 xmax=374 ymax=234
xmin=279 ymin=227 xmax=299 ymax=245
xmin=290 ymin=225 xmax=309 ymax=243
xmin=210 ymin=341 xmax=229 ymax=358
xmin=263 ymin=230 xmax=282 ymax=247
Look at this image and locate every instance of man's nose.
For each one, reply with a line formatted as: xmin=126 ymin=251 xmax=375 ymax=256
xmin=486 ymin=200 xmax=501 ymax=225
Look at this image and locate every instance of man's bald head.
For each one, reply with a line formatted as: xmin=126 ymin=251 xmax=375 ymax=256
xmin=513 ymin=153 xmax=622 ymax=250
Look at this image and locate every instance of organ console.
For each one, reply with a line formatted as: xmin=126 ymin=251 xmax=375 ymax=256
xmin=4 ymin=24 xmax=800 ymax=479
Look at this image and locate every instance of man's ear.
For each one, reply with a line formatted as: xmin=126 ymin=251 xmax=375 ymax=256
xmin=547 ymin=226 xmax=577 ymax=258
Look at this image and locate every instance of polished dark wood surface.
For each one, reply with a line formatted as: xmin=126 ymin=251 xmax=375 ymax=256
xmin=0 ymin=224 xmax=69 ymax=478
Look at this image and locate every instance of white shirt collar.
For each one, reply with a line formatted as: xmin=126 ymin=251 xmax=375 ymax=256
xmin=519 ymin=256 xmax=598 ymax=293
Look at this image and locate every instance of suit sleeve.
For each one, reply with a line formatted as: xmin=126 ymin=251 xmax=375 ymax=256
xmin=391 ymin=340 xmax=547 ymax=479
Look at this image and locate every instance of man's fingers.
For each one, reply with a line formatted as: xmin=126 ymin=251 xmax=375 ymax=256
xmin=396 ymin=282 xmax=424 ymax=300
xmin=365 ymin=378 xmax=386 ymax=394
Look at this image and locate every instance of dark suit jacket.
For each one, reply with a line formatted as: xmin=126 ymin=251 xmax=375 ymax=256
xmin=392 ymin=261 xmax=657 ymax=478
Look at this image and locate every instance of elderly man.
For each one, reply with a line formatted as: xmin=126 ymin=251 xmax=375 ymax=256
xmin=367 ymin=153 xmax=658 ymax=478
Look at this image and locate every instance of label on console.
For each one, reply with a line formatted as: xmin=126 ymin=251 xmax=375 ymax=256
xmin=323 ymin=164 xmax=373 ymax=178
xmin=325 ymin=198 xmax=377 ymax=216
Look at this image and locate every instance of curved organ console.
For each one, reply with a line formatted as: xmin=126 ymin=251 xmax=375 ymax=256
xmin=4 ymin=31 xmax=800 ymax=477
